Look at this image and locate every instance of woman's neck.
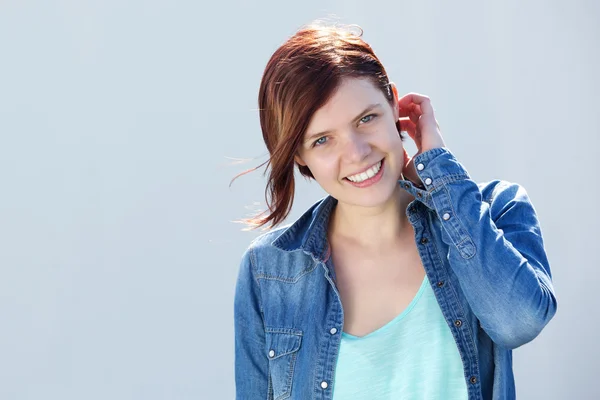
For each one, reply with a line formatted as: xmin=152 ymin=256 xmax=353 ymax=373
xmin=328 ymin=186 xmax=415 ymax=251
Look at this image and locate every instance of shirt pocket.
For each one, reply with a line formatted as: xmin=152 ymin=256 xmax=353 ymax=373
xmin=265 ymin=328 xmax=303 ymax=400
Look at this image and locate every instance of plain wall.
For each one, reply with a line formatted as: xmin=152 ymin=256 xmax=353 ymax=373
xmin=0 ymin=0 xmax=598 ymax=398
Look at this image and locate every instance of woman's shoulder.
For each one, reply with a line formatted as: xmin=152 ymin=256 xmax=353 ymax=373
xmin=240 ymin=222 xmax=318 ymax=282
xmin=244 ymin=195 xmax=333 ymax=255
xmin=240 ymin=223 xmax=296 ymax=268
xmin=476 ymin=179 xmax=531 ymax=204
xmin=246 ymin=223 xmax=292 ymax=252
xmin=476 ymin=179 xmax=541 ymax=225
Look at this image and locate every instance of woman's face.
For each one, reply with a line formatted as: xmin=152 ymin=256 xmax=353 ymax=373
xmin=295 ymin=77 xmax=406 ymax=209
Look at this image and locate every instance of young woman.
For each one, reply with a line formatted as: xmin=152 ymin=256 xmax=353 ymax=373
xmin=233 ymin=23 xmax=557 ymax=400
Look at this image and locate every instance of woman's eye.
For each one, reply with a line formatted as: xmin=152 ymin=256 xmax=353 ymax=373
xmin=313 ymin=136 xmax=327 ymax=147
xmin=359 ymin=114 xmax=376 ymax=124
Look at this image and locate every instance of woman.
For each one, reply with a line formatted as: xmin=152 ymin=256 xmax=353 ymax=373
xmin=233 ymin=23 xmax=557 ymax=400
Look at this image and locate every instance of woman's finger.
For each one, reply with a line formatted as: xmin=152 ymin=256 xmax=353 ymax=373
xmin=397 ymin=118 xmax=416 ymax=136
xmin=413 ymin=104 xmax=422 ymax=117
xmin=398 ymin=93 xmax=434 ymax=116
xmin=398 ymin=119 xmax=422 ymax=151
xmin=397 ymin=105 xmax=411 ymax=118
xmin=399 ymin=106 xmax=420 ymax=125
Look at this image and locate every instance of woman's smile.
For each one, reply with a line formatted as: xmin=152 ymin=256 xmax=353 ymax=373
xmin=343 ymin=158 xmax=385 ymax=188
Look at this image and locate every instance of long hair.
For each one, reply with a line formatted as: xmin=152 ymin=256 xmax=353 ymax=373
xmin=233 ymin=23 xmax=403 ymax=230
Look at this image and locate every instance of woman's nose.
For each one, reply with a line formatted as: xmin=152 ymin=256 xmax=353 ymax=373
xmin=342 ymin=132 xmax=371 ymax=163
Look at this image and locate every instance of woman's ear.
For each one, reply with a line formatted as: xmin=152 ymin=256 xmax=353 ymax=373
xmin=389 ymin=82 xmax=400 ymax=120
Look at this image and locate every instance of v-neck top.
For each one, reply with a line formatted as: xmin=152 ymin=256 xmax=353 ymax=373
xmin=332 ymin=275 xmax=468 ymax=399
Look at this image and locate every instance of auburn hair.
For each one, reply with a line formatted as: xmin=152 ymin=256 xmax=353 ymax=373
xmin=233 ymin=23 xmax=404 ymax=230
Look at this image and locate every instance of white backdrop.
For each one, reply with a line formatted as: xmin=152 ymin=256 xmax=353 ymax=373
xmin=0 ymin=0 xmax=598 ymax=398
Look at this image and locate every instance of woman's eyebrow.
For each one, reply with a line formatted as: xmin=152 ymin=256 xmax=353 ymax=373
xmin=352 ymin=103 xmax=381 ymax=122
xmin=303 ymin=103 xmax=382 ymax=144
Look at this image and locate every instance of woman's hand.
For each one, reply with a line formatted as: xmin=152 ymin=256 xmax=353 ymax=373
xmin=396 ymin=93 xmax=446 ymax=185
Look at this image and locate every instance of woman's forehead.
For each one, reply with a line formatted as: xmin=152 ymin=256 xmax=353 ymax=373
xmin=307 ymin=78 xmax=386 ymax=129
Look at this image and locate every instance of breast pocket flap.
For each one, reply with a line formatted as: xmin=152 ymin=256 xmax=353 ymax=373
xmin=265 ymin=328 xmax=302 ymax=359
xmin=264 ymin=328 xmax=303 ymax=400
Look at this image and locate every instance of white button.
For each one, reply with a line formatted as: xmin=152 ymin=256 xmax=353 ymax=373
xmin=330 ymin=327 xmax=337 ymax=335
xmin=424 ymin=177 xmax=432 ymax=185
xmin=417 ymin=163 xmax=425 ymax=171
xmin=321 ymin=381 xmax=328 ymax=389
xmin=268 ymin=350 xmax=275 ymax=358
xmin=443 ymin=213 xmax=450 ymax=220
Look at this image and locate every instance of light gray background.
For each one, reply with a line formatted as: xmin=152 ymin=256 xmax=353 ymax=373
xmin=0 ymin=0 xmax=598 ymax=399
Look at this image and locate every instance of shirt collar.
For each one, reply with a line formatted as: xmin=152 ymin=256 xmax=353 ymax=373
xmin=271 ymin=195 xmax=337 ymax=262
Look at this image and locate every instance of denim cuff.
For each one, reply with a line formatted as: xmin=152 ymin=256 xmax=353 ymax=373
xmin=397 ymin=147 xmax=471 ymax=210
xmin=413 ymin=147 xmax=471 ymax=190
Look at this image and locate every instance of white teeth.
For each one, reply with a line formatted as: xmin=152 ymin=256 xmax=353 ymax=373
xmin=347 ymin=161 xmax=382 ymax=183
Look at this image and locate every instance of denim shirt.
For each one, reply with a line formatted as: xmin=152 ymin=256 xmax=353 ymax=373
xmin=234 ymin=147 xmax=557 ymax=400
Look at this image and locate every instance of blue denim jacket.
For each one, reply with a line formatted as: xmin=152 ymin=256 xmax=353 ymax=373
xmin=234 ymin=147 xmax=557 ymax=400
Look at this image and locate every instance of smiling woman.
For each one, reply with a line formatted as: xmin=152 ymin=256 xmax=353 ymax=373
xmin=293 ymin=77 xmax=405 ymax=205
xmin=232 ymin=22 xmax=557 ymax=400
xmin=232 ymin=23 xmax=407 ymax=229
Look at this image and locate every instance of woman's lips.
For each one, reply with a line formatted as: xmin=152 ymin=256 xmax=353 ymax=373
xmin=344 ymin=158 xmax=385 ymax=188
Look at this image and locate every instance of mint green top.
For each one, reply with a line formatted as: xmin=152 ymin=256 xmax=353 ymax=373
xmin=332 ymin=275 xmax=468 ymax=399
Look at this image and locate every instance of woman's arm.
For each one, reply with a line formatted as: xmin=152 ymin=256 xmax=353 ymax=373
xmin=410 ymin=147 xmax=557 ymax=350
xmin=234 ymin=247 xmax=270 ymax=399
xmin=397 ymin=93 xmax=557 ymax=349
